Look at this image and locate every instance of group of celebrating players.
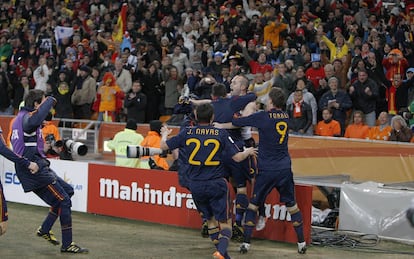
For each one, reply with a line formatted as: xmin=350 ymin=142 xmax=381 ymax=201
xmin=0 ymin=74 xmax=306 ymax=258
xmin=159 ymin=74 xmax=306 ymax=259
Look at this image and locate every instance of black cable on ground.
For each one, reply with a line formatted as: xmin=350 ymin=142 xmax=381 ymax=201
xmin=311 ymin=228 xmax=414 ymax=255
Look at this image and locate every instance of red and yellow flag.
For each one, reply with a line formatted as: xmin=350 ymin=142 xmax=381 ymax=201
xmin=113 ymin=3 xmax=128 ymax=43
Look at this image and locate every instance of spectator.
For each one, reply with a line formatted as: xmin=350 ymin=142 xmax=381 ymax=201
xmin=107 ymin=119 xmax=144 ymax=168
xmin=389 ymin=115 xmax=413 ymax=143
xmin=344 ymin=110 xmax=370 ymax=139
xmin=321 ymin=29 xmax=354 ymax=62
xmin=382 ymin=49 xmax=409 ymax=82
xmin=305 ymin=54 xmax=325 ymax=96
xmin=168 ymin=45 xmax=190 ymax=76
xmin=71 ymin=65 xmax=96 ymax=120
xmin=33 ymin=56 xmax=49 ymax=92
xmin=94 ymin=72 xmax=124 ymax=122
xmin=286 ymin=89 xmax=313 ymax=136
xmin=124 ymin=81 xmax=147 ymax=123
xmin=141 ymin=62 xmax=163 ymax=122
xmin=315 ymin=108 xmax=341 ymax=137
xmin=52 ymin=72 xmax=74 ymax=120
xmin=262 ymin=15 xmax=288 ymax=51
xmin=207 ymin=51 xmax=225 ymax=79
xmin=332 ymin=57 xmax=351 ymax=90
xmin=273 ymin=62 xmax=295 ymax=99
xmin=287 ymin=78 xmax=318 ymax=133
xmin=368 ymin=111 xmax=392 ymax=141
xmin=319 ymin=76 xmax=353 ymax=136
xmin=114 ymin=58 xmax=132 ymax=94
xmin=241 ymin=42 xmax=273 ymax=75
xmin=248 ymin=72 xmax=274 ymax=107
xmin=162 ymin=65 xmax=182 ymax=115
xmin=366 ymin=51 xmax=389 ymax=115
xmin=349 ymin=69 xmax=379 ymax=127
xmin=386 ymin=73 xmax=410 ymax=116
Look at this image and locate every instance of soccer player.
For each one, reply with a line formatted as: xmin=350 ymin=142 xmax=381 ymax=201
xmin=210 ymin=78 xmax=257 ymax=241
xmin=10 ymin=89 xmax=88 ymax=253
xmin=160 ymin=103 xmax=257 ymax=259
xmin=232 ymin=87 xmax=307 ymax=254
xmin=0 ymin=127 xmax=39 ymax=236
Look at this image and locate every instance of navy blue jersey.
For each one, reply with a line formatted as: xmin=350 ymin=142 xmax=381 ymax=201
xmin=212 ymin=93 xmax=256 ymax=144
xmin=233 ymin=109 xmax=291 ymax=171
xmin=166 ymin=125 xmax=239 ymax=181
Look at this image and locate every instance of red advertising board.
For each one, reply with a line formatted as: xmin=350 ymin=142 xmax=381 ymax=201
xmin=88 ymin=164 xmax=312 ymax=243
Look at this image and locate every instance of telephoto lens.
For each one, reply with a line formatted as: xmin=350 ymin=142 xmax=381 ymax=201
xmin=65 ymin=139 xmax=88 ymax=156
xmin=127 ymin=145 xmax=141 ymax=158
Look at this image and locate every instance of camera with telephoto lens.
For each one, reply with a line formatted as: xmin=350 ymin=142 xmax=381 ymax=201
xmin=127 ymin=145 xmax=152 ymax=158
xmin=64 ymin=139 xmax=88 ymax=156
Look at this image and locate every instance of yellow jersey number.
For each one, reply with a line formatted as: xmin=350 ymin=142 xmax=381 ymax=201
xmin=275 ymin=121 xmax=288 ymax=144
xmin=186 ymin=138 xmax=220 ymax=166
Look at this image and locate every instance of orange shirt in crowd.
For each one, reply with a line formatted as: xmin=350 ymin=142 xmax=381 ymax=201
xmin=344 ymin=124 xmax=370 ymax=139
xmin=367 ymin=125 xmax=392 ymax=141
xmin=140 ymin=131 xmax=169 ymax=170
xmin=315 ymin=119 xmax=341 ymax=137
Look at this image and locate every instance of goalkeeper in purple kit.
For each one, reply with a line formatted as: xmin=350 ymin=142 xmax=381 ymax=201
xmin=10 ymin=89 xmax=88 ymax=254
xmin=160 ymin=103 xmax=257 ymax=259
xmin=0 ymin=127 xmax=39 ymax=236
xmin=232 ymin=87 xmax=307 ymax=254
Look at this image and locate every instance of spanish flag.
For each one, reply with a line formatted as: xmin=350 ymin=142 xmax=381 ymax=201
xmin=113 ymin=3 xmax=128 ymax=43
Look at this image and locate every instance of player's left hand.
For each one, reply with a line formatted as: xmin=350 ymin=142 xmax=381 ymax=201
xmin=28 ymin=162 xmax=39 ymax=174
xmin=160 ymin=126 xmax=172 ymax=137
xmin=245 ymin=147 xmax=258 ymax=157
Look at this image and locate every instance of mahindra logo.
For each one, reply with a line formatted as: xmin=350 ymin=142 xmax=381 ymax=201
xmin=99 ymin=178 xmax=196 ymax=209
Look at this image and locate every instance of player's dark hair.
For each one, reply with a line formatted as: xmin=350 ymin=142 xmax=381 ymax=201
xmin=269 ymin=87 xmax=286 ymax=108
xmin=212 ymin=83 xmax=227 ymax=97
xmin=25 ymin=89 xmax=45 ymax=108
xmin=196 ymin=103 xmax=214 ymax=123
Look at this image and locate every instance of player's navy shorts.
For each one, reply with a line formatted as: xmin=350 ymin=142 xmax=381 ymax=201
xmin=189 ymin=178 xmax=230 ymax=222
xmin=0 ymin=181 xmax=7 ymax=222
xmin=224 ymin=152 xmax=252 ymax=188
xmin=250 ymin=168 xmax=296 ymax=206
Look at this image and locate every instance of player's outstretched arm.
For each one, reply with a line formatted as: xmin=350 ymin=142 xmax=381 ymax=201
xmin=212 ymin=122 xmax=238 ymax=129
xmin=160 ymin=126 xmax=173 ymax=151
xmin=232 ymin=147 xmax=257 ymax=162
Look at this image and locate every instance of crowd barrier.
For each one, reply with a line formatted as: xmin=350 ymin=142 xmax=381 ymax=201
xmin=0 ymin=158 xmax=312 ymax=244
xmin=1 ymin=116 xmax=413 ymax=185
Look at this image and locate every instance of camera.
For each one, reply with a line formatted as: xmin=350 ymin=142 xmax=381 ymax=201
xmin=64 ymin=139 xmax=88 ymax=156
xmin=127 ymin=145 xmax=163 ymax=158
xmin=127 ymin=145 xmax=152 ymax=158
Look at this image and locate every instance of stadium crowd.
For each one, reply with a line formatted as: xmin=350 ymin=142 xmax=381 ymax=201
xmin=0 ymin=0 xmax=414 ymax=141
